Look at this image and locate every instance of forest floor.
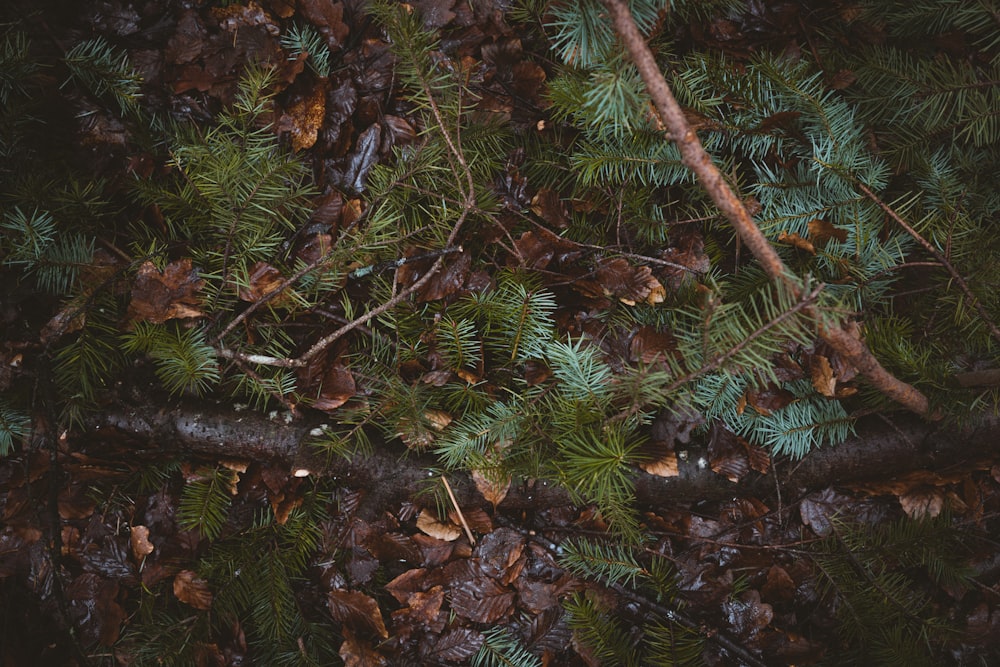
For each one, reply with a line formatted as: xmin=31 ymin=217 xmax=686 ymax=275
xmin=2 ymin=0 xmax=1000 ymax=666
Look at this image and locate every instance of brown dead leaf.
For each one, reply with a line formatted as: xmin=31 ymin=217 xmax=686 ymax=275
xmin=314 ymin=364 xmax=356 ymax=411
xmin=299 ymin=0 xmax=349 ymax=48
xmin=513 ymin=228 xmax=581 ymax=269
xmin=416 ymin=511 xmax=462 ymax=542
xmin=447 ymin=562 xmax=515 ymax=623
xmin=628 ymin=326 xmax=677 ymax=364
xmin=810 ymin=354 xmax=837 ymax=397
xmin=899 ymin=488 xmax=945 ymax=519
xmin=640 ymin=452 xmax=679 ymax=477
xmin=339 ymin=630 xmax=388 ymax=667
xmin=472 ymin=468 xmax=510 ymax=508
xmin=278 ymin=80 xmax=327 ymax=151
xmin=530 ymin=188 xmax=569 ymax=228
xmin=746 ymin=384 xmax=795 ymax=415
xmin=237 ymin=261 xmax=291 ymax=304
xmin=130 ymin=525 xmax=154 ymax=560
xmin=174 ymin=570 xmax=213 ymax=610
xmin=761 ymin=565 xmax=795 ymax=604
xmin=595 ymin=258 xmax=666 ymax=306
xmin=808 ymin=219 xmax=848 ymax=247
xmin=778 ymin=231 xmax=815 ymax=254
xmin=328 ymin=589 xmax=389 ymax=638
xmin=396 ymin=250 xmax=471 ymax=303
xmin=128 ymin=259 xmax=204 ymax=323
xmin=212 ymin=1 xmax=279 ymax=36
xmin=427 ymin=628 xmax=485 ymax=662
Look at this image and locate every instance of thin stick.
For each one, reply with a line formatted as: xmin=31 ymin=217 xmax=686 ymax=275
xmin=441 ymin=475 xmax=475 ymax=545
xmin=600 ymin=0 xmax=932 ymax=417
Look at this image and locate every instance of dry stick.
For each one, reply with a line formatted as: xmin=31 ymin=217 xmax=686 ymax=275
xmin=442 ymin=475 xmax=476 ymax=545
xmin=857 ymin=182 xmax=1000 ymax=345
xmin=600 ymin=0 xmax=931 ymax=417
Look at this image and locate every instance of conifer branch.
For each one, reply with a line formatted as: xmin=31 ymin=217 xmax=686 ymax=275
xmin=600 ymin=0 xmax=933 ymax=417
xmin=856 ymin=182 xmax=1000 ymax=345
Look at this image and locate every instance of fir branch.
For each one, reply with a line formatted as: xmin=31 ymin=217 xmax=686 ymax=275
xmin=599 ymin=0 xmax=933 ymax=417
xmin=857 ymin=182 xmax=1000 ymax=344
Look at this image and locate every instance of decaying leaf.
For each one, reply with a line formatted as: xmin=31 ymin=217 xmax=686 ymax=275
xmin=128 ymin=259 xmax=204 ymax=323
xmin=640 ymin=452 xmax=679 ymax=477
xmin=513 ymin=228 xmax=581 ymax=269
xmin=173 ymin=570 xmax=213 ymax=610
xmin=778 ymin=231 xmax=815 ymax=254
xmin=595 ymin=258 xmax=666 ymax=306
xmin=278 ymin=79 xmax=327 ymax=151
xmin=898 ymin=488 xmax=946 ymax=519
xmin=129 ymin=525 xmax=154 ymax=560
xmin=529 ymin=188 xmax=569 ymax=228
xmin=339 ymin=629 xmax=388 ymax=667
xmin=472 ymin=468 xmax=510 ymax=508
xmin=807 ymin=218 xmax=848 ymax=246
xmin=628 ymin=326 xmax=677 ymax=364
xmin=416 ymin=511 xmax=462 ymax=542
xmin=314 ymin=364 xmax=356 ymax=411
xmin=237 ymin=261 xmax=292 ymax=305
xmin=447 ymin=563 xmax=515 ymax=623
xmin=810 ymin=354 xmax=837 ymax=397
xmin=328 ymin=589 xmax=389 ymax=638
xmin=427 ymin=628 xmax=484 ymax=662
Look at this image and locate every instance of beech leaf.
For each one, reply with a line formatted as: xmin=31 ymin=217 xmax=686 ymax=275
xmin=328 ymin=589 xmax=389 ymax=638
xmin=173 ymin=570 xmax=213 ymax=610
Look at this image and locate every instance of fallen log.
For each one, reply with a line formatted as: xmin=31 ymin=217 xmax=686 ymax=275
xmin=86 ymin=402 xmax=1000 ymax=517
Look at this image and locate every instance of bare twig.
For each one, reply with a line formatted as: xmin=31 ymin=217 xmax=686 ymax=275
xmin=600 ymin=0 xmax=932 ymax=417
xmin=857 ymin=182 xmax=1000 ymax=345
xmin=442 ymin=475 xmax=476 ymax=545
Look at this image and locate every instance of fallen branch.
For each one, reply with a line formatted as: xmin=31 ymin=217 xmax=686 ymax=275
xmin=599 ymin=0 xmax=932 ymax=417
xmin=85 ymin=402 xmax=1000 ymax=517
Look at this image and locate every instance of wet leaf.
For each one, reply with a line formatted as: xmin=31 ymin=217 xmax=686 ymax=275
xmin=745 ymin=384 xmax=795 ymax=415
xmin=390 ymin=585 xmax=446 ymax=636
xmin=299 ymin=0 xmax=349 ymax=48
xmin=448 ymin=569 xmax=514 ymax=623
xmin=427 ymin=628 xmax=484 ymax=661
xmin=328 ymin=589 xmax=389 ymax=638
xmin=128 ymin=259 xmax=204 ymax=323
xmin=339 ymin=629 xmax=388 ymax=667
xmin=416 ymin=251 xmax=472 ymax=303
xmin=174 ymin=570 xmax=213 ymax=610
xmin=800 ymin=488 xmax=852 ymax=537
xmin=761 ymin=565 xmax=795 ymax=604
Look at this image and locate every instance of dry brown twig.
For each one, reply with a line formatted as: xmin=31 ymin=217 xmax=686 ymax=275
xmin=599 ymin=0 xmax=933 ymax=417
